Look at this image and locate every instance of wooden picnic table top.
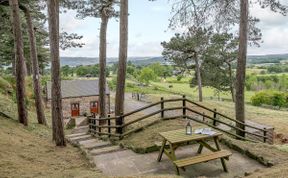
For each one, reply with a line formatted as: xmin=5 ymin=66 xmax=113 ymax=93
xmin=159 ymin=129 xmax=222 ymax=144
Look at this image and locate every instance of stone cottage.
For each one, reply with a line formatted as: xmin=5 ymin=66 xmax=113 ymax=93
xmin=46 ymin=79 xmax=110 ymax=118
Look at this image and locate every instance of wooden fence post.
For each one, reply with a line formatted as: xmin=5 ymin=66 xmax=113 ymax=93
xmin=213 ymin=109 xmax=217 ymax=126
xmin=161 ymin=97 xmax=164 ymax=118
xmin=182 ymin=95 xmax=186 ymax=119
xmin=116 ymin=112 xmax=124 ymax=135
xmin=98 ymin=115 xmax=101 ymax=134
xmin=264 ymin=128 xmax=267 ymax=143
xmin=203 ymin=112 xmax=205 ymax=122
xmin=108 ymin=114 xmax=111 ymax=138
xmin=92 ymin=113 xmax=96 ymax=135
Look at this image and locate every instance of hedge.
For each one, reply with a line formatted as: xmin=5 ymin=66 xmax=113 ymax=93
xmin=251 ymin=90 xmax=288 ymax=108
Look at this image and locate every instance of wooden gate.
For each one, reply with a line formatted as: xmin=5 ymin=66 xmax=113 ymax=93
xmin=90 ymin=101 xmax=99 ymax=114
xmin=71 ymin=103 xmax=80 ymax=117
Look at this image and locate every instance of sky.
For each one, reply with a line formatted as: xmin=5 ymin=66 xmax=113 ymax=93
xmin=59 ymin=0 xmax=288 ymax=57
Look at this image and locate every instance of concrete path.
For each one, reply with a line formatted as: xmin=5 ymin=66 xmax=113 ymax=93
xmin=123 ymin=93 xmax=160 ymax=114
xmin=66 ymin=116 xmax=265 ymax=178
xmin=93 ymin=143 xmax=265 ymax=178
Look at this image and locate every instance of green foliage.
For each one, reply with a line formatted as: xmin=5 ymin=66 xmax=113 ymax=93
xmin=138 ymin=67 xmax=157 ymax=85
xmin=60 ymin=64 xmax=110 ymax=78
xmin=251 ymin=90 xmax=288 ymax=108
xmin=246 ymin=74 xmax=288 ymax=91
xmin=0 ymin=76 xmax=13 ymax=95
xmin=0 ymin=3 xmax=50 ymax=73
xmin=108 ymin=77 xmax=117 ymax=91
xmin=176 ymin=75 xmax=183 ymax=81
xmin=267 ymin=64 xmax=288 ymax=74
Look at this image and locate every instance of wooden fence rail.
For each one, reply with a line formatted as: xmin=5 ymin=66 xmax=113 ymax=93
xmin=88 ymin=95 xmax=272 ymax=143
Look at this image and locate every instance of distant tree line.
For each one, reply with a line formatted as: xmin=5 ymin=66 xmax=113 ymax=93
xmin=246 ymin=74 xmax=288 ymax=91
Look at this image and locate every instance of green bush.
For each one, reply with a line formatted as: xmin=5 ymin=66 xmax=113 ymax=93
xmin=251 ymin=90 xmax=288 ymax=108
xmin=0 ymin=76 xmax=13 ymax=95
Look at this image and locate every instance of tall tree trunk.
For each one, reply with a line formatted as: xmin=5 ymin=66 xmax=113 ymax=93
xmin=235 ymin=0 xmax=248 ymax=137
xmin=195 ymin=55 xmax=203 ymax=102
xmin=26 ymin=60 xmax=32 ymax=76
xmin=227 ymin=62 xmax=235 ymax=102
xmin=9 ymin=0 xmax=28 ymax=125
xmin=115 ymin=0 xmax=128 ymax=133
xmin=47 ymin=0 xmax=66 ymax=146
xmin=22 ymin=6 xmax=47 ymax=126
xmin=11 ymin=52 xmax=16 ymax=76
xmin=98 ymin=14 xmax=108 ymax=121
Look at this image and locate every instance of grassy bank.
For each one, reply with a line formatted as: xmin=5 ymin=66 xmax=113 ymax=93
xmin=0 ymin=76 xmax=103 ymax=178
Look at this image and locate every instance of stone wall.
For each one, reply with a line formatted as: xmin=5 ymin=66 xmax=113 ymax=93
xmin=46 ymin=95 xmax=110 ymax=118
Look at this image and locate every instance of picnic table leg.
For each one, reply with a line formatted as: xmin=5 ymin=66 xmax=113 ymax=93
xmin=175 ymin=166 xmax=180 ymax=175
xmin=169 ymin=143 xmax=177 ymax=161
xmin=214 ymin=137 xmax=228 ymax=172
xmin=157 ymin=139 xmax=166 ymax=162
xmin=197 ymin=143 xmax=204 ymax=154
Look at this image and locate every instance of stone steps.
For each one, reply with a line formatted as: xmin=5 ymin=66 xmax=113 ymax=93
xmin=89 ymin=145 xmax=122 ymax=156
xmin=65 ymin=128 xmax=124 ymax=172
xmin=72 ymin=125 xmax=89 ymax=134
xmin=79 ymin=139 xmax=112 ymax=150
xmin=67 ymin=134 xmax=92 ymax=145
xmin=66 ymin=132 xmax=87 ymax=138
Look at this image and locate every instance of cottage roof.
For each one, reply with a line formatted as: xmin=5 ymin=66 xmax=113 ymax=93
xmin=46 ymin=79 xmax=110 ymax=100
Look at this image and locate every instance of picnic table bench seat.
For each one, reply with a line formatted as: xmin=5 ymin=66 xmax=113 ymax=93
xmin=173 ymin=150 xmax=232 ymax=175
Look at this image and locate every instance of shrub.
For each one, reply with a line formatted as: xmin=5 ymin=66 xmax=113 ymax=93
xmin=251 ymin=90 xmax=288 ymax=108
xmin=0 ymin=76 xmax=13 ymax=95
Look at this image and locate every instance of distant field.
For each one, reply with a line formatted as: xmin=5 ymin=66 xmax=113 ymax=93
xmin=151 ymin=79 xmax=255 ymax=103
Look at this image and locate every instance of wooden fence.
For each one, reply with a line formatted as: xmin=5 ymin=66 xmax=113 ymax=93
xmin=88 ymin=95 xmax=273 ymax=143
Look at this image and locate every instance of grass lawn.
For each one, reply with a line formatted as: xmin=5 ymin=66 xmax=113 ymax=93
xmin=120 ymin=93 xmax=288 ymax=149
xmin=153 ymin=93 xmax=288 ymax=134
xmin=151 ymin=81 xmax=255 ymax=103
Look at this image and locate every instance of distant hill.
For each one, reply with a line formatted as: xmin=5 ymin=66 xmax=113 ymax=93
xmin=60 ymin=53 xmax=288 ymax=67
xmin=60 ymin=56 xmax=166 ymax=67
xmin=247 ymin=54 xmax=288 ymax=64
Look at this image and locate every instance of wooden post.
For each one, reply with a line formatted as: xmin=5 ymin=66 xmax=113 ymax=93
xmin=98 ymin=115 xmax=101 ymax=134
xmin=161 ymin=97 xmax=164 ymax=118
xmin=116 ymin=112 xmax=124 ymax=134
xmin=213 ymin=109 xmax=217 ymax=126
xmin=182 ymin=95 xmax=186 ymax=119
xmin=203 ymin=112 xmax=205 ymax=122
xmin=93 ymin=114 xmax=96 ymax=135
xmin=263 ymin=128 xmax=267 ymax=143
xmin=108 ymin=114 xmax=111 ymax=138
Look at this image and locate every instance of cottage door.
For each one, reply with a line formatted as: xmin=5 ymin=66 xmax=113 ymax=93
xmin=71 ymin=103 xmax=80 ymax=117
xmin=90 ymin=101 xmax=98 ymax=114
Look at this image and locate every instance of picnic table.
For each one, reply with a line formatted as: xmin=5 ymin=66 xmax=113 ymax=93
xmin=157 ymin=129 xmax=232 ymax=175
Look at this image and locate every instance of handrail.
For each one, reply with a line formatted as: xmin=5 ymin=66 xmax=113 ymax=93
xmin=88 ymin=116 xmax=118 ymax=121
xmin=185 ymin=115 xmax=258 ymax=143
xmin=121 ymin=98 xmax=183 ymax=118
xmin=185 ymin=99 xmax=266 ymax=132
xmin=185 ymin=107 xmax=268 ymax=139
xmin=89 ymin=124 xmax=121 ymax=129
xmin=122 ymin=110 xmax=162 ymax=127
xmin=122 ymin=101 xmax=162 ymax=117
xmin=88 ymin=96 xmax=270 ymax=143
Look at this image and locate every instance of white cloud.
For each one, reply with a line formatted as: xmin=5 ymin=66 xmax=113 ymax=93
xmin=128 ymin=41 xmax=163 ymax=57
xmin=60 ymin=11 xmax=83 ymax=32
xmin=248 ymin=4 xmax=288 ymax=55
xmin=151 ymin=6 xmax=167 ymax=12
xmin=59 ymin=2 xmax=288 ymax=57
